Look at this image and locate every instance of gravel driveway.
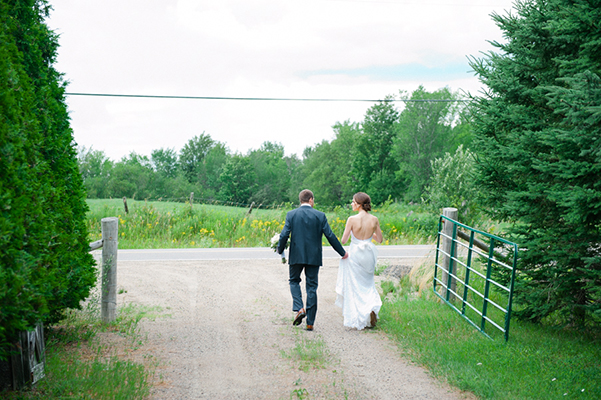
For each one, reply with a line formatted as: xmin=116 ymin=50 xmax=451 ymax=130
xmin=116 ymin=256 xmax=473 ymax=399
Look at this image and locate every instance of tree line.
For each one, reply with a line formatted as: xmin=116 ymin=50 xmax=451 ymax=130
xmin=79 ymin=85 xmax=473 ymax=211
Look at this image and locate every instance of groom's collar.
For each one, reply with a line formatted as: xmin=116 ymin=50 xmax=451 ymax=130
xmin=300 ymin=203 xmax=312 ymax=207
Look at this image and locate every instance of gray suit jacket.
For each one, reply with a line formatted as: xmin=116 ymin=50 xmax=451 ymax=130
xmin=278 ymin=205 xmax=345 ymax=266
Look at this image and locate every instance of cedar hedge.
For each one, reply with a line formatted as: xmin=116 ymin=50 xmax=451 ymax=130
xmin=0 ymin=0 xmax=96 ymax=359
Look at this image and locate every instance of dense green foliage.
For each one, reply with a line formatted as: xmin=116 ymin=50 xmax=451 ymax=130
xmin=469 ymin=0 xmax=601 ymax=325
xmin=0 ymin=0 xmax=95 ymax=359
xmin=302 ymin=121 xmax=359 ymax=205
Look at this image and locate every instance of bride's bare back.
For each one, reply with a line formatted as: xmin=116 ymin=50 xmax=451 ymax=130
xmin=341 ymin=211 xmax=383 ymax=243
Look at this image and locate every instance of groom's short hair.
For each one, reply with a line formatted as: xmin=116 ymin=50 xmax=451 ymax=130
xmin=299 ymin=189 xmax=314 ymax=204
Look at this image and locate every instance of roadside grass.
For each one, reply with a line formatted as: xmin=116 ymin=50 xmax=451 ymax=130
xmin=4 ymin=292 xmax=161 ymax=399
xmin=379 ymin=261 xmax=601 ymax=400
xmin=281 ymin=330 xmax=330 ymax=373
xmin=86 ymin=199 xmax=446 ymax=249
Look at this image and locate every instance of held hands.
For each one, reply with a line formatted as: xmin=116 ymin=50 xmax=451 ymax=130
xmin=342 ymin=251 xmax=349 ymax=260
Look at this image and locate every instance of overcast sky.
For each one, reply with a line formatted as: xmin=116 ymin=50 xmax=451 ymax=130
xmin=46 ymin=0 xmax=515 ymax=162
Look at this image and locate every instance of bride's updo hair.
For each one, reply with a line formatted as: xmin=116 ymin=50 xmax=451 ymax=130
xmin=354 ymin=192 xmax=372 ymax=212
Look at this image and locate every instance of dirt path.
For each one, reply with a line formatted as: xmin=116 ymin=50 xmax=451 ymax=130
xmin=116 ymin=256 xmax=472 ymax=399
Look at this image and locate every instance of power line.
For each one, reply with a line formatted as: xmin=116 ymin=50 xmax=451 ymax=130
xmin=323 ymin=0 xmax=507 ymax=6
xmin=64 ymin=92 xmax=469 ymax=103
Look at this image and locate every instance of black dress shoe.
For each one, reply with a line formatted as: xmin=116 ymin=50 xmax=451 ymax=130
xmin=293 ymin=309 xmax=306 ymax=326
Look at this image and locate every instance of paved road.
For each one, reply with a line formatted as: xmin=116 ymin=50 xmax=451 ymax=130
xmin=111 ymin=245 xmax=436 ymax=262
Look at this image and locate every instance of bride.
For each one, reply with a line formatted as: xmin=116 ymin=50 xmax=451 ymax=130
xmin=336 ymin=192 xmax=383 ymax=330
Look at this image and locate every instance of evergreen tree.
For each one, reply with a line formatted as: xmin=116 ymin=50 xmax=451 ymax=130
xmin=1 ymin=0 xmax=95 ymax=357
xmin=469 ymin=0 xmax=601 ymax=325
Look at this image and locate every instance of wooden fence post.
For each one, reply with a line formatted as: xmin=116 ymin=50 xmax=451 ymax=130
xmin=122 ymin=197 xmax=129 ymax=214
xmin=0 ymin=323 xmax=45 ymax=391
xmin=441 ymin=207 xmax=458 ymax=301
xmin=247 ymin=201 xmax=255 ymax=215
xmin=189 ymin=192 xmax=194 ymax=210
xmin=101 ymin=217 xmax=119 ymax=324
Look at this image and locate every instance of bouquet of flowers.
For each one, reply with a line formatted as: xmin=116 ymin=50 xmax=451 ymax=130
xmin=270 ymin=234 xmax=288 ymax=264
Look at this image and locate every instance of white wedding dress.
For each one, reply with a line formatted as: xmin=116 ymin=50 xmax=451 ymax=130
xmin=335 ymin=232 xmax=382 ymax=330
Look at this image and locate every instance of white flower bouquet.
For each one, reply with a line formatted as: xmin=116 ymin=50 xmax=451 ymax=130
xmin=270 ymin=234 xmax=288 ymax=264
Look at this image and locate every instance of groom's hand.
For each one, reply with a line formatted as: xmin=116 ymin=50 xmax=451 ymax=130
xmin=342 ymin=252 xmax=349 ymax=259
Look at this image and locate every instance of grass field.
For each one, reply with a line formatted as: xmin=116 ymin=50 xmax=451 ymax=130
xmin=85 ymin=198 xmax=443 ymax=249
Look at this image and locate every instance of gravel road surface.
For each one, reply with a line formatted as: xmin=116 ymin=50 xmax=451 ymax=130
xmin=111 ymin=250 xmax=473 ymax=399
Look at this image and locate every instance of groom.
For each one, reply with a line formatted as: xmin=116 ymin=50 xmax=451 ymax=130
xmin=278 ymin=189 xmax=348 ymax=331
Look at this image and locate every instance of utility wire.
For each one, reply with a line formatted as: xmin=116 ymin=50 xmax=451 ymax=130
xmin=323 ymin=0 xmax=507 ymax=6
xmin=64 ymin=92 xmax=469 ymax=103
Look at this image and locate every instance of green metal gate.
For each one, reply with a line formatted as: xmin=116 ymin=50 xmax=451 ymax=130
xmin=434 ymin=216 xmax=518 ymax=341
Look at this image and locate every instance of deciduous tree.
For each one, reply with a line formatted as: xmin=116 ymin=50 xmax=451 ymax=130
xmin=425 ymin=145 xmax=481 ymax=225
xmin=78 ymin=146 xmax=113 ymax=198
xmin=248 ymin=142 xmax=290 ymax=205
xmin=218 ymin=155 xmax=256 ymax=204
xmin=352 ymin=98 xmax=402 ymax=204
xmin=179 ymin=133 xmax=215 ymax=184
xmin=394 ymin=86 xmax=460 ymax=202
xmin=151 ymin=147 xmax=179 ymax=179
xmin=303 ymin=121 xmax=359 ymax=206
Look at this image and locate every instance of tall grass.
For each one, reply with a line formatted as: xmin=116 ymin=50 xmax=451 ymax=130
xmin=86 ymin=199 xmax=286 ymax=249
xmin=379 ymin=260 xmax=601 ymax=399
xmin=86 ymin=199 xmax=444 ymax=249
